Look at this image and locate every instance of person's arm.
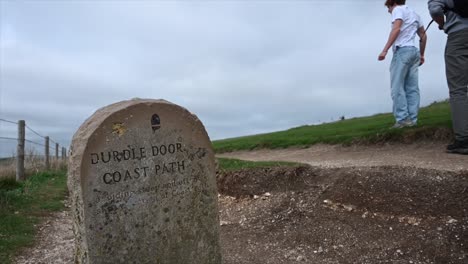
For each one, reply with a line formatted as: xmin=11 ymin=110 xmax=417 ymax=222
xmin=428 ymin=0 xmax=446 ymax=30
xmin=417 ymin=26 xmax=427 ymax=65
xmin=378 ymin=19 xmax=402 ymax=61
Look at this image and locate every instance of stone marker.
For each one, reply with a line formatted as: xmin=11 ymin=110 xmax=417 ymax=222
xmin=68 ymin=99 xmax=221 ymax=264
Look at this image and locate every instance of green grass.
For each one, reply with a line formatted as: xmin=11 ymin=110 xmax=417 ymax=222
xmin=213 ymin=100 xmax=452 ymax=153
xmin=0 ymin=170 xmax=68 ymax=264
xmin=218 ymin=157 xmax=300 ymax=172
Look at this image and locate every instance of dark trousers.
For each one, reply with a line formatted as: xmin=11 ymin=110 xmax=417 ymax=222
xmin=445 ymin=28 xmax=468 ymax=141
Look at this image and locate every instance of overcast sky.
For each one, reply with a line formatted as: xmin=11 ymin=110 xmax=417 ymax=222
xmin=0 ymin=0 xmax=450 ymax=157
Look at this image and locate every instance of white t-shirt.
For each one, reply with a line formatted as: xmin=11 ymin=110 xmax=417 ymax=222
xmin=391 ymin=5 xmax=423 ymax=51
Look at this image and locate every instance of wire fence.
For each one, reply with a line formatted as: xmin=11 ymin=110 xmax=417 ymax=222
xmin=0 ymin=118 xmax=63 ymax=154
xmin=0 ymin=118 xmax=68 ymax=181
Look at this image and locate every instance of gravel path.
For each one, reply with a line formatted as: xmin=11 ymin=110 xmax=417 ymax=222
xmin=14 ymin=210 xmax=74 ymax=264
xmin=13 ymin=142 xmax=468 ymax=263
xmin=217 ymin=141 xmax=468 ymax=172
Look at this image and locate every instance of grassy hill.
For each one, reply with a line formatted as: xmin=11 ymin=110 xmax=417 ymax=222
xmin=213 ymin=100 xmax=452 ymax=153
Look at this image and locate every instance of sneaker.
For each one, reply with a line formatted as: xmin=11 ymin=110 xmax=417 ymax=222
xmin=391 ymin=122 xmax=406 ymax=129
xmin=405 ymin=120 xmax=417 ymax=127
xmin=446 ymin=140 xmax=468 ymax=155
xmin=391 ymin=119 xmax=415 ymax=129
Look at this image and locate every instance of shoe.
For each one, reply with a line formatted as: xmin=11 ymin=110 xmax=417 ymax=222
xmin=405 ymin=120 xmax=416 ymax=127
xmin=402 ymin=118 xmax=417 ymax=127
xmin=446 ymin=140 xmax=468 ymax=155
xmin=391 ymin=119 xmax=415 ymax=129
xmin=391 ymin=122 xmax=406 ymax=129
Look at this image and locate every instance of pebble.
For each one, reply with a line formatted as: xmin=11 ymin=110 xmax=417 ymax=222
xmin=343 ymin=204 xmax=355 ymax=212
xmin=239 ymin=215 xmax=247 ymax=225
xmin=220 ymin=220 xmax=230 ymax=226
xmin=447 ymin=217 xmax=458 ymax=224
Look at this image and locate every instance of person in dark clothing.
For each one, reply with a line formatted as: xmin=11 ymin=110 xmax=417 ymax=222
xmin=428 ymin=0 xmax=468 ymax=154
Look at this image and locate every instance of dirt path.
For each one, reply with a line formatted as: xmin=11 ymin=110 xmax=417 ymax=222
xmin=14 ymin=210 xmax=74 ymax=264
xmin=217 ymin=141 xmax=468 ymax=171
xmin=13 ymin=142 xmax=468 ymax=263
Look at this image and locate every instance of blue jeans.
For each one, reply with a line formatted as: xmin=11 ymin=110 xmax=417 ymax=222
xmin=390 ymin=46 xmax=420 ymax=123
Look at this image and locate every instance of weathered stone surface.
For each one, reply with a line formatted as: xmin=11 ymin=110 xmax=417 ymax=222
xmin=68 ymin=99 xmax=221 ymax=264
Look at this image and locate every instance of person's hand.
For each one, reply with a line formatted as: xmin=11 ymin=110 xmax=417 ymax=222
xmin=419 ymin=56 xmax=425 ymax=66
xmin=378 ymin=51 xmax=387 ymax=61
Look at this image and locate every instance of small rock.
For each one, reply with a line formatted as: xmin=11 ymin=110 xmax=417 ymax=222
xmin=343 ymin=204 xmax=355 ymax=212
xmin=285 ymin=250 xmax=297 ymax=260
xmin=447 ymin=217 xmax=458 ymax=224
xmin=406 ymin=217 xmax=420 ymax=226
xmin=239 ymin=215 xmax=247 ymax=225
xmin=296 ymin=255 xmax=306 ymax=261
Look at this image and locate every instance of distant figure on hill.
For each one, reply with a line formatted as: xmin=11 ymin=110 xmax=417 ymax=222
xmin=428 ymin=0 xmax=468 ymax=155
xmin=378 ymin=0 xmax=427 ymax=129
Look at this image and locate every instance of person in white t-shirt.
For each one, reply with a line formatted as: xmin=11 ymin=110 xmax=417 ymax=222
xmin=378 ymin=0 xmax=427 ymax=128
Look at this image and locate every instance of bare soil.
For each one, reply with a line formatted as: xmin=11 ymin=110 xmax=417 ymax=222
xmin=14 ymin=142 xmax=468 ymax=264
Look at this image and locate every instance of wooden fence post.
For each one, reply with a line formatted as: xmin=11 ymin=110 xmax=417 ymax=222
xmin=45 ymin=136 xmax=50 ymax=170
xmin=16 ymin=120 xmax=25 ymax=182
xmin=55 ymin=143 xmax=59 ymax=160
xmin=62 ymin=147 xmax=67 ymax=161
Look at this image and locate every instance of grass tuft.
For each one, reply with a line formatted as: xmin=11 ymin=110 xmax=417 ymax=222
xmin=217 ymin=158 xmax=300 ymax=172
xmin=0 ymin=179 xmax=22 ymax=191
